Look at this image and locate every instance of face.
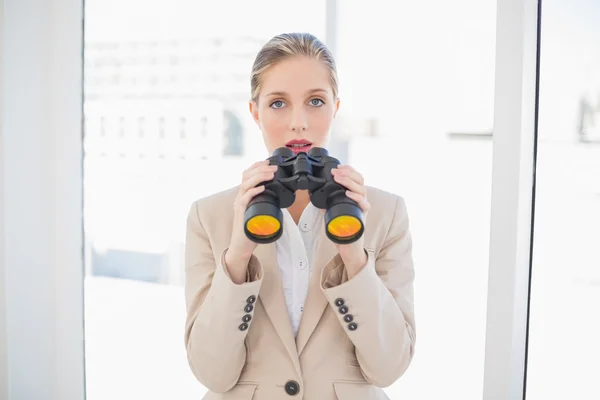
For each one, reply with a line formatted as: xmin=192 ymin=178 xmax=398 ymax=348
xmin=249 ymin=56 xmax=340 ymax=156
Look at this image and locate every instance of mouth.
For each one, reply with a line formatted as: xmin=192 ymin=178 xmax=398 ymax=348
xmin=286 ymin=140 xmax=312 ymax=154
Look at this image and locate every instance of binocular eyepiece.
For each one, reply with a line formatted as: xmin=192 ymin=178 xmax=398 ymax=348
xmin=243 ymin=147 xmax=365 ymax=244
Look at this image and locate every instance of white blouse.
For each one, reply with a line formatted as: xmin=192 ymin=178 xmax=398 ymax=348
xmin=275 ymin=203 xmax=323 ymax=337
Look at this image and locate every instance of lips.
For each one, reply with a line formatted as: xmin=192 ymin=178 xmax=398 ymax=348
xmin=286 ymin=139 xmax=312 ymax=155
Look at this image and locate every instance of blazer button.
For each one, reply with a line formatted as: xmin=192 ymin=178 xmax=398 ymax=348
xmin=338 ymin=305 xmax=348 ymax=314
xmin=284 ymin=380 xmax=300 ymax=396
xmin=246 ymin=295 xmax=256 ymax=304
xmin=343 ymin=314 xmax=354 ymax=323
xmin=244 ymin=304 xmax=254 ymax=313
xmin=348 ymin=322 xmax=358 ymax=331
xmin=239 ymin=323 xmax=249 ymax=331
xmin=334 ymin=298 xmax=345 ymax=307
xmin=242 ymin=314 xmax=252 ymax=323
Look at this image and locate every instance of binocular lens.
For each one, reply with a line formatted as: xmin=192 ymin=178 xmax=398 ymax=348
xmin=327 ymin=215 xmax=363 ymax=240
xmin=244 ymin=192 xmax=284 ymax=243
xmin=324 ymin=201 xmax=364 ymax=244
xmin=246 ymin=215 xmax=281 ymax=239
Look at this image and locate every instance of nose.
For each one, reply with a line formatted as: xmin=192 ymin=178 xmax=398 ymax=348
xmin=289 ymin=107 xmax=308 ymax=132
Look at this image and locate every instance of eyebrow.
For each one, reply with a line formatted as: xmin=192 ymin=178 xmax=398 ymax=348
xmin=264 ymin=88 xmax=329 ymax=97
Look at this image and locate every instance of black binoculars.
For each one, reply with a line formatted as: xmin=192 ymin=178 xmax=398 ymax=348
xmin=243 ymin=146 xmax=364 ymax=244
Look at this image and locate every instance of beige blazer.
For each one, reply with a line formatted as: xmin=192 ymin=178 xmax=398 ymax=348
xmin=183 ymin=185 xmax=416 ymax=400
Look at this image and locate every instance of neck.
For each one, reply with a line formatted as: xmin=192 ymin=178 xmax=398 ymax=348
xmin=288 ymin=190 xmax=310 ymax=225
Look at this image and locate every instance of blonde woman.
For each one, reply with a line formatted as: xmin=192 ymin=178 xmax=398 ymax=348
xmin=184 ymin=32 xmax=416 ymax=400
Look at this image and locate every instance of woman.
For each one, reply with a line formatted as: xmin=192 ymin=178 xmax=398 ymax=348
xmin=183 ymin=32 xmax=416 ymax=400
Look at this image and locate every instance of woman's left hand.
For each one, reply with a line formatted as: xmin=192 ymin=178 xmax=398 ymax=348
xmin=330 ymin=164 xmax=371 ymax=278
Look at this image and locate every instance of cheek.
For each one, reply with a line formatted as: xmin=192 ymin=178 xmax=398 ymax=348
xmin=260 ymin=110 xmax=287 ymax=136
xmin=310 ymin=108 xmax=334 ymax=133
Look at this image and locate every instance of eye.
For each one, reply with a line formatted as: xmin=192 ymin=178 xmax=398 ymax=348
xmin=270 ymin=100 xmax=286 ymax=109
xmin=309 ymin=98 xmax=325 ymax=107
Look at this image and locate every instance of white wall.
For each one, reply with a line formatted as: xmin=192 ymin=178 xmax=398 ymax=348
xmin=0 ymin=0 xmax=85 ymax=399
xmin=0 ymin=0 xmax=8 ymax=396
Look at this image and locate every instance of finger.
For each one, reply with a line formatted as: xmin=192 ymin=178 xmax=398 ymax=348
xmin=333 ymin=174 xmax=366 ymax=195
xmin=337 ymin=164 xmax=357 ymax=172
xmin=345 ymin=190 xmax=371 ymax=214
xmin=236 ymin=185 xmax=265 ymax=209
xmin=240 ymin=166 xmax=277 ymax=193
xmin=332 ymin=165 xmax=364 ymax=186
xmin=247 ymin=160 xmax=270 ymax=172
xmin=242 ymin=160 xmax=271 ymax=179
xmin=244 ymin=164 xmax=277 ymax=180
xmin=344 ymin=167 xmax=364 ymax=186
xmin=240 ymin=169 xmax=276 ymax=192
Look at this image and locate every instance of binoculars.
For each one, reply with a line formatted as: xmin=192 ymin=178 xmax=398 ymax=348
xmin=243 ymin=146 xmax=364 ymax=244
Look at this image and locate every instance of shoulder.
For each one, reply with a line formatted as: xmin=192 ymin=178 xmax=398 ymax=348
xmin=188 ymin=185 xmax=239 ymax=226
xmin=185 ymin=185 xmax=241 ymax=249
xmin=365 ymin=185 xmax=408 ymax=216
xmin=194 ymin=185 xmax=239 ymax=210
xmin=363 ymin=185 xmax=410 ymax=249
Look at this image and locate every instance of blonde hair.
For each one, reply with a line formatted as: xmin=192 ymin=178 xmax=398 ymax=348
xmin=250 ymin=32 xmax=339 ymax=102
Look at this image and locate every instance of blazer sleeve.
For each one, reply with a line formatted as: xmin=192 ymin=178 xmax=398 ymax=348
xmin=183 ymin=201 xmax=264 ymax=393
xmin=320 ymin=195 xmax=416 ymax=387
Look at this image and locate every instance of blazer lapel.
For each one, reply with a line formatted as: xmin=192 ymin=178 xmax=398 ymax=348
xmin=253 ymin=242 xmax=301 ymax=375
xmin=295 ymin=221 xmax=340 ymax=355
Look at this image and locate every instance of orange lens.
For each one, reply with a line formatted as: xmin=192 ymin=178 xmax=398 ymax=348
xmin=246 ymin=215 xmax=281 ymax=238
xmin=327 ymin=215 xmax=362 ymax=239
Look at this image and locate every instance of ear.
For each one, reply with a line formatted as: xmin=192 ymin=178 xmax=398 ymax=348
xmin=249 ymin=100 xmax=261 ymax=128
xmin=333 ymin=97 xmax=341 ymax=118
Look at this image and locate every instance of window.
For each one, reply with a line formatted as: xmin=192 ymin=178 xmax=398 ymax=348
xmin=83 ymin=1 xmax=327 ymax=398
xmin=81 ymin=1 xmax=501 ymax=399
xmin=526 ymin=1 xmax=600 ymax=398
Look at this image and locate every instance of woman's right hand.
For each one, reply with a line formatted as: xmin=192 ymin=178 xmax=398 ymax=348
xmin=224 ymin=160 xmax=278 ymax=283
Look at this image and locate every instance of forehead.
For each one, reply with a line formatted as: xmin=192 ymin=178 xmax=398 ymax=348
xmin=260 ymin=56 xmax=332 ymax=97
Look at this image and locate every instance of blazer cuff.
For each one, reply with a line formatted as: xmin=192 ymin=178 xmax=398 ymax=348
xmin=320 ymin=249 xmax=373 ymax=290
xmin=220 ymin=248 xmax=263 ymax=283
xmin=320 ymin=250 xmax=379 ymax=324
xmin=207 ymin=250 xmax=264 ymax=333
